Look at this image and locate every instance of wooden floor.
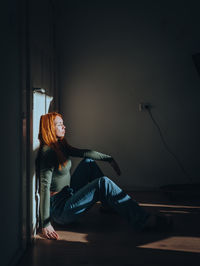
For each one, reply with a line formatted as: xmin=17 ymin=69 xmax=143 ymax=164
xmin=18 ymin=190 xmax=200 ymax=266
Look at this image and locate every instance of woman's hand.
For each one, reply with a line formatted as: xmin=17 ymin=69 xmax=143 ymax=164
xmin=109 ymin=159 xmax=121 ymax=176
xmin=42 ymin=224 xmax=59 ymax=240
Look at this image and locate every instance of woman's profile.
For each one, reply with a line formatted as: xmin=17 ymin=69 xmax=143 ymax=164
xmin=37 ymin=112 xmax=171 ymax=240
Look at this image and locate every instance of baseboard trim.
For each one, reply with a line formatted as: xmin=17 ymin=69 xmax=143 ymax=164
xmin=122 ymin=186 xmax=160 ymax=192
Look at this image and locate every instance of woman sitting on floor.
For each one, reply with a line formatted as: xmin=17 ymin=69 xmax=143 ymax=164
xmin=37 ymin=112 xmax=171 ymax=240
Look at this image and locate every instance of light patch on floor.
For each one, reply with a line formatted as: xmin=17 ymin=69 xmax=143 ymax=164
xmin=36 ymin=231 xmax=89 ymax=243
xmin=138 ymin=236 xmax=200 ymax=253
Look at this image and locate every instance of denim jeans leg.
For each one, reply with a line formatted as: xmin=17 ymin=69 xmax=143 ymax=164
xmin=51 ymin=176 xmax=148 ymax=231
xmin=70 ymin=158 xmax=104 ymax=192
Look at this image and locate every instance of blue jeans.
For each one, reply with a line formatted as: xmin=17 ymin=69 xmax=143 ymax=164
xmin=50 ymin=159 xmax=148 ymax=231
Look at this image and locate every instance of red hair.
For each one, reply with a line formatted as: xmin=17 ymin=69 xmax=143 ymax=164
xmin=38 ymin=112 xmax=68 ymax=169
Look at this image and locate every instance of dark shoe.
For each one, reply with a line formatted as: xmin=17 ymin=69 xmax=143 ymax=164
xmin=142 ymin=213 xmax=173 ymax=232
xmin=99 ymin=206 xmax=117 ymax=214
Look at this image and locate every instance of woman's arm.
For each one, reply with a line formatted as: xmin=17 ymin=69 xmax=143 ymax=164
xmin=64 ymin=142 xmax=113 ymax=161
xmin=63 ymin=142 xmax=121 ymax=176
xmin=40 ymin=167 xmax=53 ymax=228
xmin=39 ymin=147 xmax=59 ymax=239
xmin=109 ymin=158 xmax=121 ymax=176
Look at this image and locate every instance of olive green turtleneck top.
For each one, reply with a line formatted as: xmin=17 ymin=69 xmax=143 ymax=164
xmin=38 ymin=144 xmax=112 ymax=228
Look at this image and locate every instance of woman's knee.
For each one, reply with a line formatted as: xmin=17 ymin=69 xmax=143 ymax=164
xmin=81 ymin=158 xmax=95 ymax=164
xmin=80 ymin=158 xmax=104 ymax=179
xmin=99 ymin=176 xmax=109 ymax=182
xmin=78 ymin=158 xmax=95 ymax=169
xmin=99 ymin=176 xmax=120 ymax=192
xmin=99 ymin=176 xmax=112 ymax=187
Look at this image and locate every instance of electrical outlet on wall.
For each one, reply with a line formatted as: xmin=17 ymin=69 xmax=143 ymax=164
xmin=139 ymin=102 xmax=151 ymax=111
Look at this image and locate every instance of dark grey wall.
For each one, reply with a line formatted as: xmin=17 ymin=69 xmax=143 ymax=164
xmin=1 ymin=1 xmax=22 ymax=265
xmin=57 ymin=0 xmax=200 ymax=189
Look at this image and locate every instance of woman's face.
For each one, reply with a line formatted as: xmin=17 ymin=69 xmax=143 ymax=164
xmin=54 ymin=115 xmax=66 ymax=138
